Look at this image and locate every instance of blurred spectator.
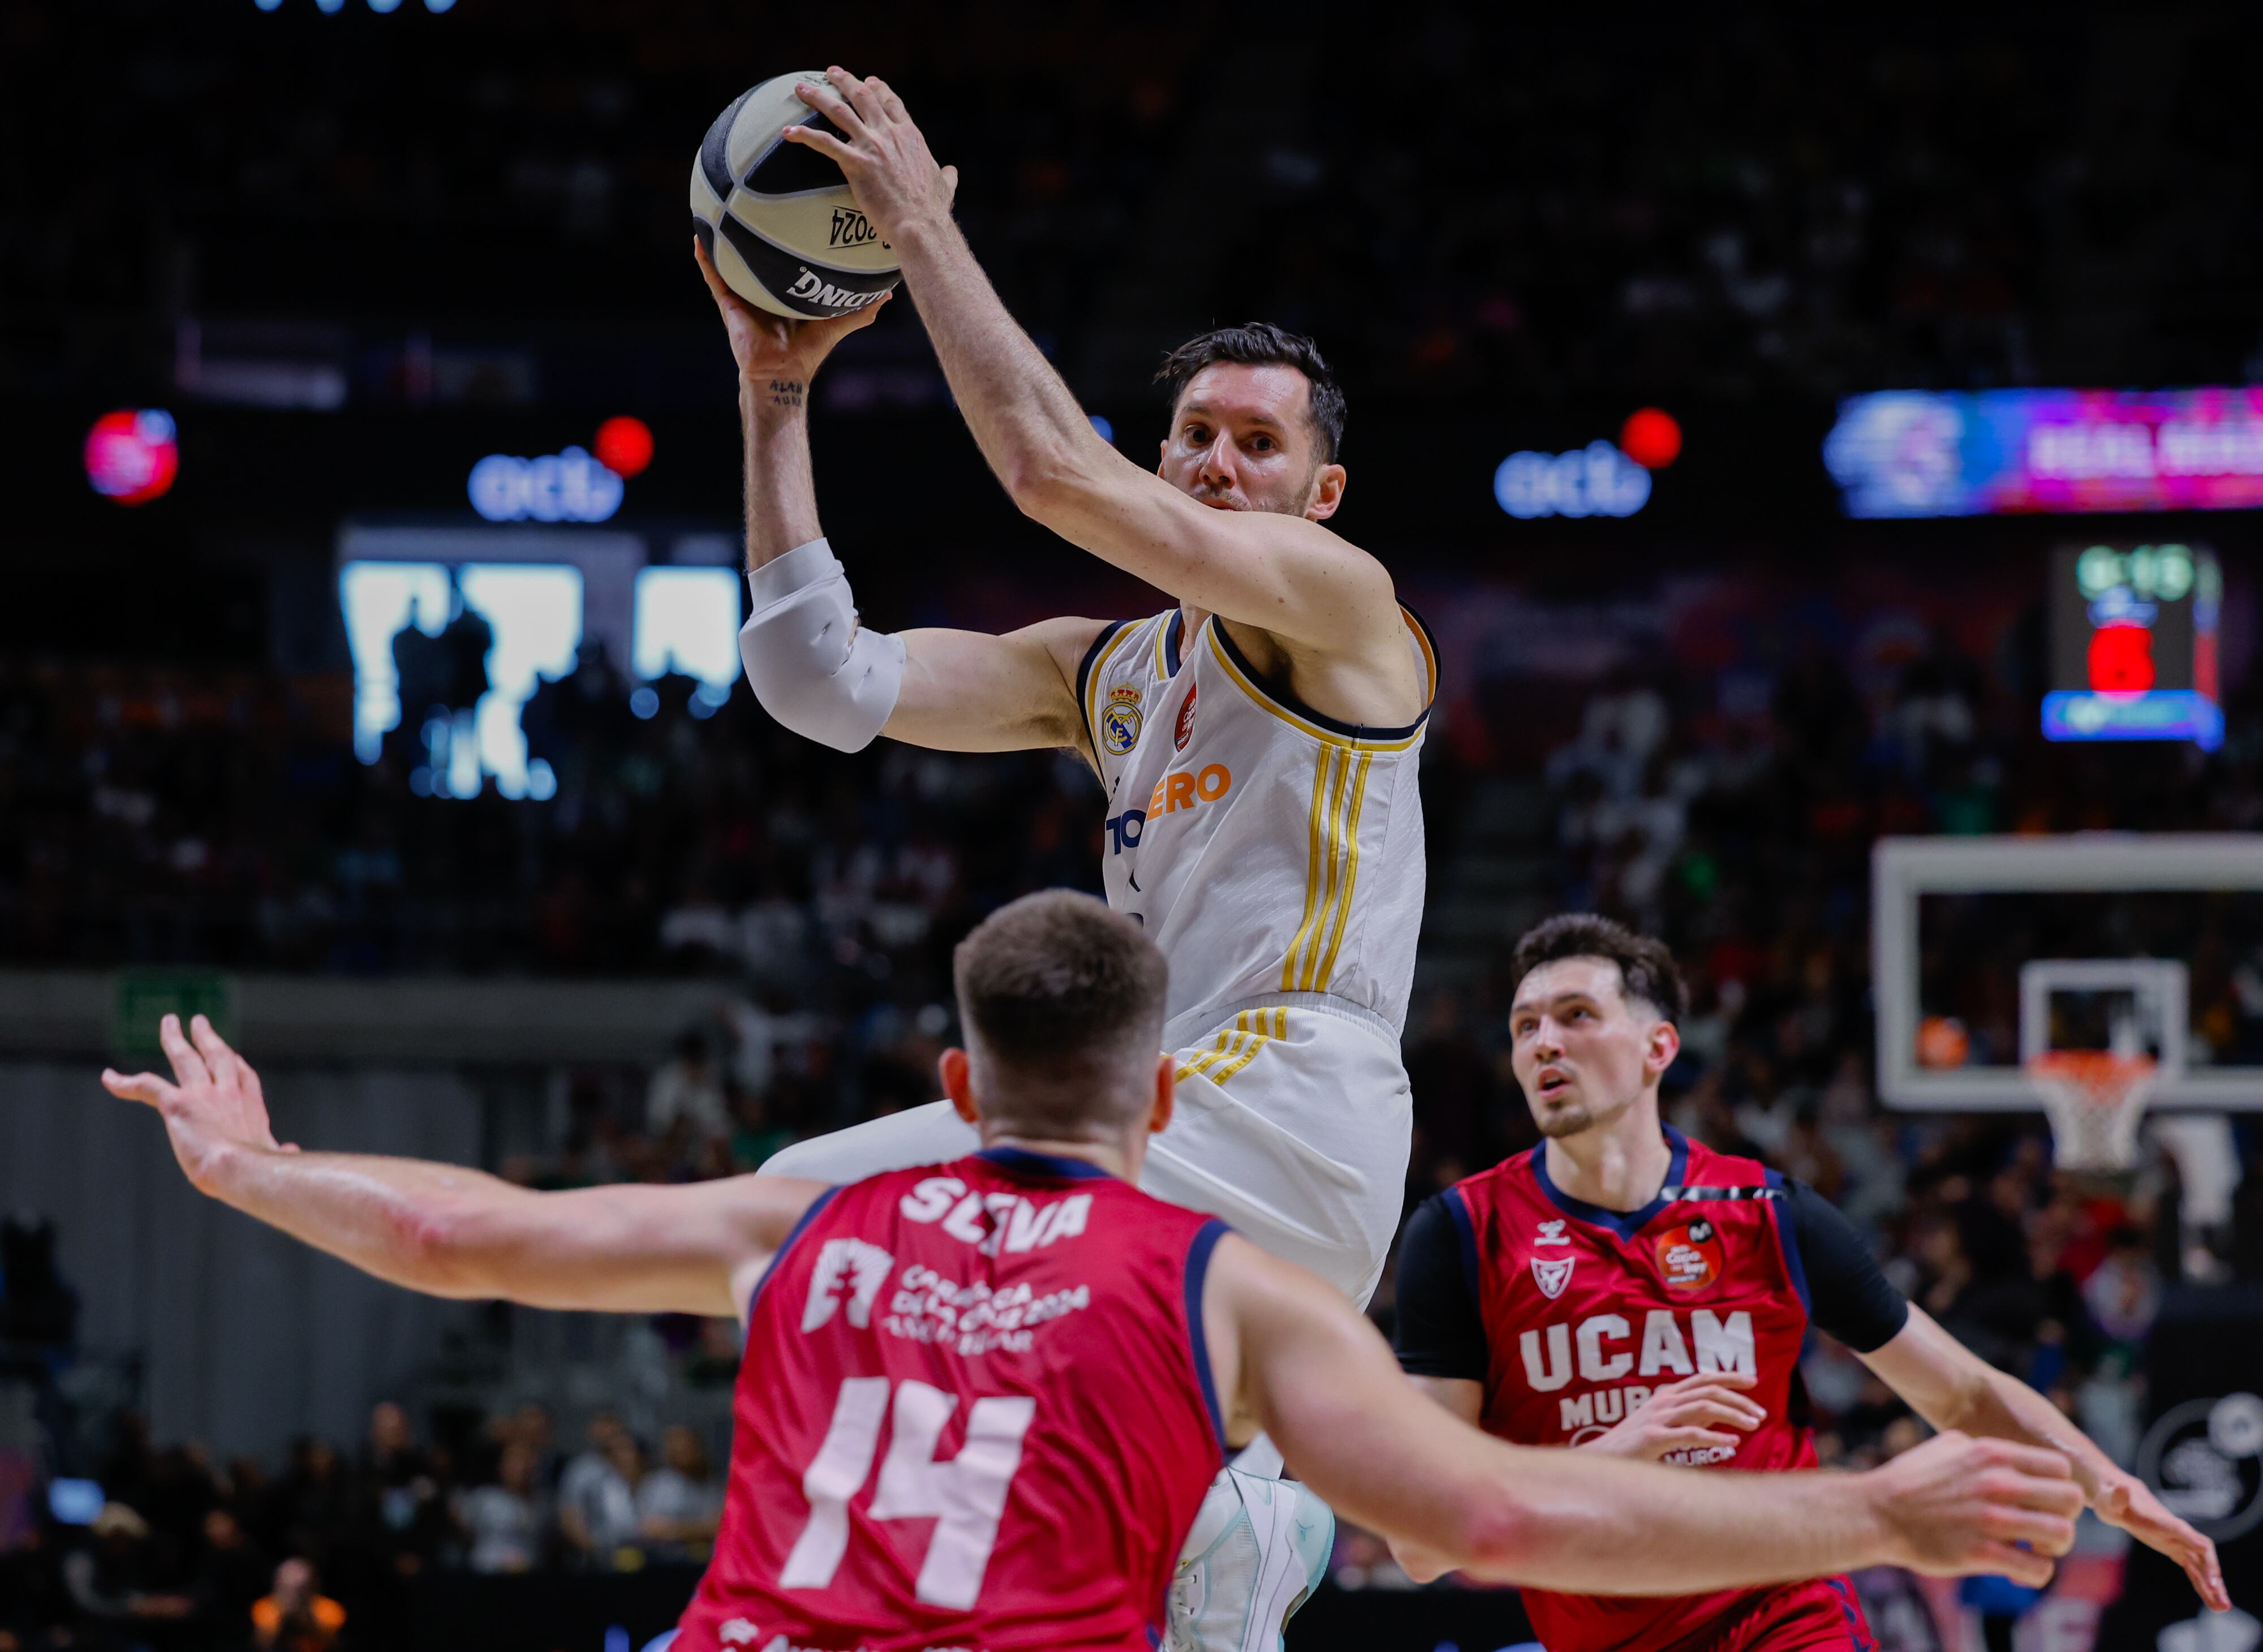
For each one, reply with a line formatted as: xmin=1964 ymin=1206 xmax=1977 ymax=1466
xmin=634 ymin=1427 xmax=722 ymax=1562
xmin=556 ymin=1416 xmax=639 ymax=1570
xmin=355 ymin=1401 xmax=446 ymax=1578
xmin=452 ymin=1441 xmax=546 ymax=1576
xmin=2081 ymin=1224 xmax=2162 ymax=1350
xmin=268 ymin=1440 xmax=352 ymax=1571
xmin=249 ymin=1559 xmax=343 ymax=1652
xmin=60 ymin=1502 xmax=197 ymax=1638
xmin=644 ymin=1030 xmax=729 ymax=1143
xmin=194 ymin=1508 xmax=270 ymax=1651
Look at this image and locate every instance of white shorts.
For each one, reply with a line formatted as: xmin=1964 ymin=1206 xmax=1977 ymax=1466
xmin=760 ymin=993 xmax=1412 ymax=1305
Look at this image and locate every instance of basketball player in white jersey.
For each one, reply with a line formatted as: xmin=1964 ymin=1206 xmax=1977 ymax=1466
xmin=695 ymin=68 xmax=1427 ymax=1649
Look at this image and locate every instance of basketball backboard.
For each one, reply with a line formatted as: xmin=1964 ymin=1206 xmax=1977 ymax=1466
xmin=1874 ymin=834 xmax=2263 ymax=1111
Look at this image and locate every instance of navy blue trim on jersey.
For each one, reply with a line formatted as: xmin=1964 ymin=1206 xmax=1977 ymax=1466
xmin=1163 ymin=610 xmax=1185 ymax=676
xmin=1826 ymin=1574 xmax=1880 ymax=1651
xmin=1765 ymin=1168 xmax=1813 ymax=1318
xmin=1399 ymin=601 xmax=1441 ymax=699
xmin=1531 ymin=1125 xmax=1691 ymax=1241
xmin=976 ymin=1146 xmax=1114 ymax=1181
xmin=745 ymin=1185 xmax=839 ymax=1319
xmin=1074 ymin=619 xmax=1130 ymax=758
xmin=1206 ymin=613 xmax=1433 ymax=741
xmin=1184 ymin=1219 xmax=1232 ymax=1452
xmin=1443 ymin=1185 xmax=1482 ymax=1319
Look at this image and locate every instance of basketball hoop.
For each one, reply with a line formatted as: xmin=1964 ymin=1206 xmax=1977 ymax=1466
xmin=2027 ymin=1050 xmax=2156 ymax=1173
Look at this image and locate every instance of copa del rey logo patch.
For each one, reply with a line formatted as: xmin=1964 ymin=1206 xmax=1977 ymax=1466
xmin=1531 ymin=1254 xmax=1576 ymax=1299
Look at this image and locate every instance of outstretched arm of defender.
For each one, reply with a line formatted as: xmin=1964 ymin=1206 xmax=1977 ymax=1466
xmin=1204 ymin=1237 xmax=2084 ymax=1596
xmin=697 ymin=239 xmax=1100 ymax=759
xmin=102 ymin=1015 xmax=823 ymax=1320
xmin=1862 ymin=1302 xmax=2227 ymax=1610
xmin=781 ymin=71 xmax=1404 ymax=660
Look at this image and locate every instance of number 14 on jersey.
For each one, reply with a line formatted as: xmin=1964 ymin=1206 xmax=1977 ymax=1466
xmin=780 ymin=1376 xmax=1036 ymax=1611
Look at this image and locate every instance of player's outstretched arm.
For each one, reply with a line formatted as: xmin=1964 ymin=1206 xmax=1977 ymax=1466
xmin=697 ymin=237 xmax=1099 ymax=759
xmin=782 ymin=70 xmax=1405 ymax=663
xmin=102 ymin=1014 xmax=824 ymax=1320
xmin=1205 ymin=1236 xmax=2084 ymax=1595
xmin=1861 ymin=1302 xmax=2228 ymax=1611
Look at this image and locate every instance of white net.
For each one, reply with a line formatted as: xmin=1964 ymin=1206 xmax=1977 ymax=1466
xmin=2027 ymin=1051 xmax=2156 ymax=1172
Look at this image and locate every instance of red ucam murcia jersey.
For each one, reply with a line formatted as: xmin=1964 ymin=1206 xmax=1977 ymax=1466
xmin=674 ymin=1149 xmax=1228 ymax=1652
xmin=1446 ymin=1127 xmax=1823 ymax=1652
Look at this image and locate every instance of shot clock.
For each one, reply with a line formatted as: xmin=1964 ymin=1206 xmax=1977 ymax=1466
xmin=2044 ymin=541 xmax=2222 ymax=749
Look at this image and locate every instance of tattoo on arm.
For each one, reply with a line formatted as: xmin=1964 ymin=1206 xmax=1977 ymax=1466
xmin=767 ymin=378 xmax=805 ymax=410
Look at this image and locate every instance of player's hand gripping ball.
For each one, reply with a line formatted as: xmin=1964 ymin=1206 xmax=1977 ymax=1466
xmin=691 ymin=71 xmax=903 ymax=319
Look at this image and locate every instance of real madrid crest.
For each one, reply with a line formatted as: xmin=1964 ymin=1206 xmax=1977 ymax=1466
xmin=1101 ymin=685 xmax=1143 ymax=756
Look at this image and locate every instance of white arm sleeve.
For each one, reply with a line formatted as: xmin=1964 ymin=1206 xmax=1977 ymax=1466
xmin=737 ymin=538 xmax=905 ymax=752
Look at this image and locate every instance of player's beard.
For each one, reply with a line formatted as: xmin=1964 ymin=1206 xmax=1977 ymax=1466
xmin=1533 ymin=1100 xmax=1599 ymax=1138
xmin=1189 ymin=463 xmax=1320 ymax=518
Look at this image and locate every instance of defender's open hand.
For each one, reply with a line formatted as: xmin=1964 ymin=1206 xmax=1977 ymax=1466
xmin=1866 ymin=1431 xmax=2084 ymax=1588
xmin=2094 ymin=1465 xmax=2228 ymax=1611
xmin=103 ymin=1014 xmax=291 ymax=1194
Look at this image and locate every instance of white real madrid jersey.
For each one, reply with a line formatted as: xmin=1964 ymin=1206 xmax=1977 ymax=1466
xmin=1078 ymin=607 xmax=1436 ymax=1042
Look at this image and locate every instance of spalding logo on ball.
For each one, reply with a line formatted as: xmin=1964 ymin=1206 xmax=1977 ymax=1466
xmin=690 ymin=72 xmax=901 ymax=320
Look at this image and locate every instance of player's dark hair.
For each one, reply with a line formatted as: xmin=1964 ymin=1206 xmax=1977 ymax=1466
xmin=1508 ymin=914 xmax=1689 ymax=1025
xmin=952 ymin=889 xmax=1167 ymax=1133
xmin=1155 ymin=323 xmax=1348 ymax=464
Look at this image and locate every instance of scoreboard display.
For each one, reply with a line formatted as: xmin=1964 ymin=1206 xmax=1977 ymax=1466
xmin=2045 ymin=541 xmax=2222 ymax=748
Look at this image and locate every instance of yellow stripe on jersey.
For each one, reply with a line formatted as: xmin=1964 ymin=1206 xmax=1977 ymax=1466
xmin=1313 ymin=751 xmax=1374 ymax=990
xmin=1212 ymin=1005 xmax=1285 ymax=1083
xmin=1174 ymin=1008 xmax=1288 ymax=1087
xmin=1300 ymin=747 xmax=1353 ymax=988
xmin=1281 ymin=745 xmax=1336 ymax=991
xmin=1177 ymin=1013 xmax=1247 ymax=1083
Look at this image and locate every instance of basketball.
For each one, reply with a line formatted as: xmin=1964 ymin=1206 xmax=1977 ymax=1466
xmin=689 ymin=71 xmax=902 ymax=320
xmin=1916 ymin=1014 xmax=1972 ymax=1068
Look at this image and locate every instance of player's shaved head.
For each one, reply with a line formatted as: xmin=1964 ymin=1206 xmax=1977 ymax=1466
xmin=952 ymin=890 xmax=1168 ymax=1138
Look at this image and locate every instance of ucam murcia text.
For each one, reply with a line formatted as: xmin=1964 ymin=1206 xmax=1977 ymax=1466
xmin=1517 ymin=1307 xmax=1759 ymax=1456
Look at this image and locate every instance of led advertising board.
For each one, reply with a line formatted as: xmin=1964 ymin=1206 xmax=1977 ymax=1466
xmin=1825 ymin=388 xmax=2263 ymax=518
xmin=1494 ymin=409 xmax=1680 ymax=520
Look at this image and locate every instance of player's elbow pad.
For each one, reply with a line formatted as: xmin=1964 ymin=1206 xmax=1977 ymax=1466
xmin=737 ymin=539 xmax=905 ymax=752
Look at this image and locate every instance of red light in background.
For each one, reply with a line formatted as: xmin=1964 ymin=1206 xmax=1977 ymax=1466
xmin=594 ymin=416 xmax=654 ymax=479
xmin=2088 ymin=623 xmax=2155 ymax=694
xmin=84 ymin=409 xmax=179 ymax=505
xmin=1619 ymin=407 xmax=1681 ymax=470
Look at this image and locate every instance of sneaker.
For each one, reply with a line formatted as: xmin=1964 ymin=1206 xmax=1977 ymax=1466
xmin=1165 ymin=1469 xmax=1335 ymax=1652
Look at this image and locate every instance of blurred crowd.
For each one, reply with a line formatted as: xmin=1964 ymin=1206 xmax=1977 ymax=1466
xmin=0 ymin=647 xmax=1096 ymax=1132
xmin=0 ymin=1400 xmax=724 ymax=1651
xmin=9 ymin=604 xmax=2263 ymax=1632
xmin=8 ymin=5 xmax=2262 ymax=411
